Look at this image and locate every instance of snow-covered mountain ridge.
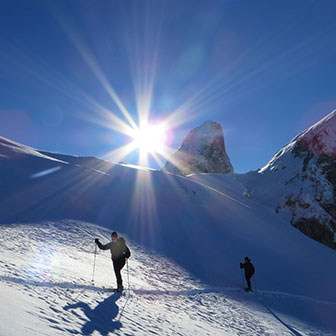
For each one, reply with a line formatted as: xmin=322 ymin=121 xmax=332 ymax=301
xmin=295 ymin=109 xmax=336 ymax=156
xmin=1 ymin=124 xmax=336 ymax=334
xmin=0 ymin=136 xmax=66 ymax=162
xmin=161 ymin=111 xmax=336 ymax=251
xmin=238 ymin=110 xmax=336 ymax=249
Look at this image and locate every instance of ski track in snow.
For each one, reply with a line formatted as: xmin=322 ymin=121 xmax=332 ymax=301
xmin=0 ymin=221 xmax=333 ymax=336
xmin=179 ymin=174 xmax=251 ymax=209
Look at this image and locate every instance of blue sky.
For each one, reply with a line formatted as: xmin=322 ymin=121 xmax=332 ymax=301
xmin=1 ymin=0 xmax=336 ymax=173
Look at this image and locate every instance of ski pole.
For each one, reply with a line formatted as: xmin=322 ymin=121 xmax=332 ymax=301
xmin=253 ymin=276 xmax=257 ymax=293
xmin=127 ymin=258 xmax=130 ymax=291
xmin=91 ymin=243 xmax=97 ymax=284
xmin=241 ymin=268 xmax=245 ymax=289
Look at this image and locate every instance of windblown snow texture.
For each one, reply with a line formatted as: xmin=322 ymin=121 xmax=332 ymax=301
xmin=1 ymin=221 xmax=335 ymax=335
xmin=163 ymin=121 xmax=234 ymax=176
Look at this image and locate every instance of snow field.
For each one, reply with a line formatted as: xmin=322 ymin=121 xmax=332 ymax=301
xmin=0 ymin=220 xmax=334 ymax=335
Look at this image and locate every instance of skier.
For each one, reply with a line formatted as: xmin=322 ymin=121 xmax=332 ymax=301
xmin=240 ymin=257 xmax=255 ymax=291
xmin=95 ymin=232 xmax=131 ymax=292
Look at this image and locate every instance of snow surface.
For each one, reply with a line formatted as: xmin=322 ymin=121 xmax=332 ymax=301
xmin=1 ymin=221 xmax=335 ymax=336
xmin=1 ymin=136 xmax=336 ymax=335
xmin=0 ymin=136 xmax=66 ymax=162
xmin=250 ymin=144 xmax=335 ymax=228
xmin=295 ymin=109 xmax=336 ymax=156
xmin=239 ymin=110 xmax=336 ymax=248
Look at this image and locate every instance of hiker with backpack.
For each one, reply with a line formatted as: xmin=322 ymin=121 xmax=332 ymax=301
xmin=240 ymin=257 xmax=255 ymax=291
xmin=95 ymin=231 xmax=131 ymax=292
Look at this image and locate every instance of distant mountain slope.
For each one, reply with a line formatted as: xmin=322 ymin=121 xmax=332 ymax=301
xmin=1 ymin=135 xmax=336 ymax=308
xmin=0 ymin=136 xmax=65 ymax=161
xmin=38 ymin=150 xmax=117 ymax=174
xmin=238 ymin=110 xmax=336 ymax=249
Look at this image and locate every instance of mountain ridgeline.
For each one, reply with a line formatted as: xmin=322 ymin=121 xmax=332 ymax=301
xmin=0 ymin=110 xmax=335 ymax=252
xmin=1 ymin=116 xmax=336 ymax=334
xmin=164 ymin=111 xmax=336 ymax=250
xmin=248 ymin=110 xmax=336 ymax=249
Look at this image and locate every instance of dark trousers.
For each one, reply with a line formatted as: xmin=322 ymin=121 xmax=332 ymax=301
xmin=113 ymin=258 xmax=126 ymax=288
xmin=245 ymin=275 xmax=252 ymax=290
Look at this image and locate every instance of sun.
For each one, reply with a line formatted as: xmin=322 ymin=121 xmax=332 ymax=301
xmin=131 ymin=123 xmax=167 ymax=154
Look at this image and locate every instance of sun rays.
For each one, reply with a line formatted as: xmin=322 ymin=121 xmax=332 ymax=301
xmin=33 ymin=1 xmax=287 ymax=171
xmin=9 ymin=2 xmax=311 ymax=172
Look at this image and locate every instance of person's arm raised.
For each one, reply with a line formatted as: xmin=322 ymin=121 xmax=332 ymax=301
xmin=95 ymin=239 xmax=111 ymax=250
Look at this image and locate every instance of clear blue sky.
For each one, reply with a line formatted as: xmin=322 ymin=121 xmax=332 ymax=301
xmin=1 ymin=0 xmax=336 ymax=173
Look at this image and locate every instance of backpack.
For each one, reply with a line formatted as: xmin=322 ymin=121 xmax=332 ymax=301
xmin=119 ymin=237 xmax=131 ymax=259
xmin=124 ymin=246 xmax=131 ymax=259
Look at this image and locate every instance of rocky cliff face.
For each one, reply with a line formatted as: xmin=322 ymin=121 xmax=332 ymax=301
xmin=163 ymin=121 xmax=234 ymax=176
xmin=242 ymin=110 xmax=336 ymax=249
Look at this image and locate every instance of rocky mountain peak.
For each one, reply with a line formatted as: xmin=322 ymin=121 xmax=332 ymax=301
xmin=163 ymin=121 xmax=233 ymax=176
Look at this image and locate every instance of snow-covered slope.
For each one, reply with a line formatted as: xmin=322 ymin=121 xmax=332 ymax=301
xmin=0 ymin=136 xmax=66 ymax=162
xmin=238 ymin=110 xmax=336 ymax=249
xmin=1 ymin=220 xmax=335 ymax=335
xmin=296 ymin=109 xmax=336 ymax=156
xmin=1 ymin=136 xmax=336 ymax=334
xmin=163 ymin=121 xmax=234 ymax=176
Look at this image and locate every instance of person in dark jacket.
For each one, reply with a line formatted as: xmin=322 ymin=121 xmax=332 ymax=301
xmin=95 ymin=231 xmax=131 ymax=292
xmin=240 ymin=257 xmax=255 ymax=291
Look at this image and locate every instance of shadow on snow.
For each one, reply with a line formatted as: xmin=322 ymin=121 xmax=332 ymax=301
xmin=0 ymin=275 xmax=112 ymax=292
xmin=64 ymin=292 xmax=122 ymax=336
